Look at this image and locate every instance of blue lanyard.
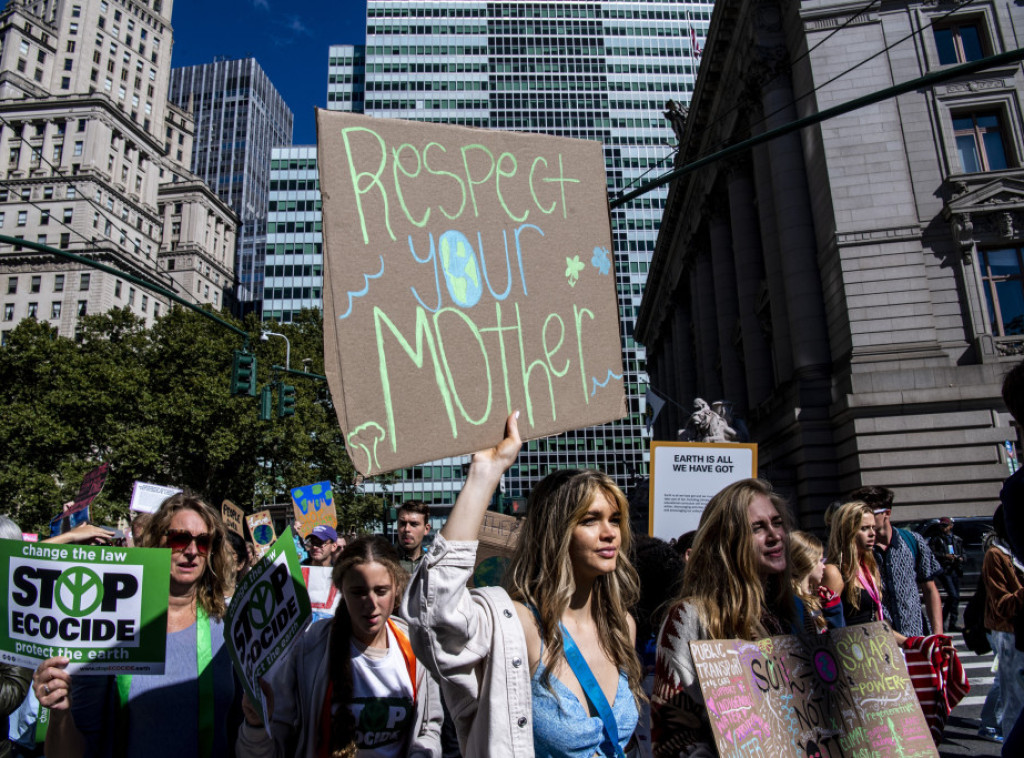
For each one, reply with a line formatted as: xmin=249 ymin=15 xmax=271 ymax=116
xmin=559 ymin=622 xmax=626 ymax=758
xmin=529 ymin=606 xmax=626 ymax=758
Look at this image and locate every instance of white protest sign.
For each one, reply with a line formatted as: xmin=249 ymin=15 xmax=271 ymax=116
xmin=129 ymin=481 xmax=183 ymax=514
xmin=649 ymin=441 xmax=758 ymax=541
xmin=225 ymin=527 xmax=311 ymax=725
xmin=301 ymin=565 xmax=340 ymax=625
xmin=0 ymin=539 xmax=170 ymax=673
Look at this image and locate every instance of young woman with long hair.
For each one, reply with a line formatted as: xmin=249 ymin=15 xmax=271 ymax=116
xmin=651 ymin=478 xmax=808 ymax=756
xmin=822 ymin=501 xmax=888 ymax=631
xmin=403 ymin=412 xmax=644 ymax=757
xmin=789 ymin=530 xmax=843 ymax=632
xmin=236 ymin=536 xmax=442 ymax=758
xmin=32 ymin=492 xmax=238 ymax=758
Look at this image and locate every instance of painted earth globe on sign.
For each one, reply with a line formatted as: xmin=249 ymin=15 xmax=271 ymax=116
xmin=253 ymin=524 xmax=274 ymax=545
xmin=439 ymin=230 xmax=483 ymax=307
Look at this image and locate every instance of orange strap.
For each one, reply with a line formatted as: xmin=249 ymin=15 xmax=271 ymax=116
xmin=387 ymin=618 xmax=418 ymax=702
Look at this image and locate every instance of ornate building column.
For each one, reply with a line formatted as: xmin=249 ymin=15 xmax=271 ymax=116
xmin=750 ymin=138 xmax=793 ymax=383
xmin=727 ymin=159 xmax=775 ymax=408
xmin=692 ymin=239 xmax=723 ymax=401
xmin=671 ymin=280 xmax=698 ymax=431
xmin=707 ymin=191 xmax=748 ymax=412
xmin=753 ymin=3 xmax=830 ymax=377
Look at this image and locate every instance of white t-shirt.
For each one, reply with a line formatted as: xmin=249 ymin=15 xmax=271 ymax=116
xmin=344 ymin=625 xmax=416 ymax=757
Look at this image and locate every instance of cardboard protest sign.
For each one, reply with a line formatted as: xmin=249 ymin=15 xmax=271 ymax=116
xmin=225 ymin=527 xmax=311 ymax=723
xmin=0 ymin=539 xmax=170 ymax=673
xmin=246 ymin=511 xmax=276 ymax=559
xmin=649 ymin=442 xmax=757 ymax=541
xmin=290 ymin=481 xmax=337 ymax=538
xmin=316 ymin=110 xmax=626 ymax=475
xmin=73 ymin=463 xmax=110 ymax=509
xmin=129 ymin=481 xmax=182 ymax=514
xmin=470 ymin=511 xmax=521 ymax=588
xmin=221 ymin=500 xmax=246 ymax=538
xmin=689 ymin=622 xmax=937 ymax=758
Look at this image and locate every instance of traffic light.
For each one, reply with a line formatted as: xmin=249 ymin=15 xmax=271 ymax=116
xmin=259 ymin=385 xmax=273 ymax=421
xmin=230 ymin=351 xmax=257 ymax=396
xmin=278 ymin=383 xmax=296 ymax=417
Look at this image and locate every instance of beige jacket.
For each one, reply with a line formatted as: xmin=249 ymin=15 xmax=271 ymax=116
xmin=402 ymin=535 xmax=535 ymax=758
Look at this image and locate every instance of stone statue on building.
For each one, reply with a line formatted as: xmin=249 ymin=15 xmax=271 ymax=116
xmin=663 ymin=99 xmax=688 ymax=143
xmin=678 ymin=398 xmax=743 ymax=443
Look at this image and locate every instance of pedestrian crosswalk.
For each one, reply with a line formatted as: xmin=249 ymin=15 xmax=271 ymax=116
xmin=948 ymin=631 xmax=996 ymax=708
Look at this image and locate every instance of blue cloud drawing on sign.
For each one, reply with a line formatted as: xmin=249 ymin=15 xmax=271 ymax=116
xmin=591 ymin=246 xmax=611 ymax=275
xmin=338 ymin=256 xmax=385 ymax=320
xmin=590 ymin=370 xmax=623 ymax=397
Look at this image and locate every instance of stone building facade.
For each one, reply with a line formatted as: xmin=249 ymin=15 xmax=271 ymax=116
xmin=634 ymin=0 xmax=1024 ymax=521
xmin=0 ymin=0 xmax=236 ymax=342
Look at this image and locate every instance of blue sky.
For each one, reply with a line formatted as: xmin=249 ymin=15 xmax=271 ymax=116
xmin=170 ymin=0 xmax=368 ymax=144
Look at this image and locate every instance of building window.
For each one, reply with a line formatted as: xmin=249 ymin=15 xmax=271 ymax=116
xmin=51 ymin=301 xmax=61 ymax=319
xmin=54 ymin=274 xmax=64 ymax=292
xmin=27 ymin=302 xmax=37 ymax=319
xmin=141 ymin=294 xmax=148 ymax=312
xmin=77 ymin=300 xmax=87 ymax=316
xmin=80 ymin=273 xmax=90 ymax=291
xmin=63 ymin=208 xmax=73 ymax=223
xmin=115 ymin=280 xmax=122 ymax=298
xmin=980 ymin=247 xmax=1024 ymax=335
xmin=16 ymin=211 xmax=26 ymax=227
xmin=3 ymin=304 xmax=12 ymax=321
xmin=60 ymin=233 xmax=70 ymax=248
xmin=30 ymin=275 xmax=40 ymax=293
xmin=39 ymin=209 xmax=49 ymax=225
xmin=935 ymin=22 xmax=985 ymax=65
xmin=73 ymin=141 xmax=83 ymax=156
xmin=7 ymin=277 xmax=16 ymax=295
xmin=128 ymin=287 xmax=135 ymax=305
xmin=954 ymin=112 xmax=1011 ymax=172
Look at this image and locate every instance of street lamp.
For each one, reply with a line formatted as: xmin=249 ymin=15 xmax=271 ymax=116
xmin=260 ymin=330 xmax=290 ymax=370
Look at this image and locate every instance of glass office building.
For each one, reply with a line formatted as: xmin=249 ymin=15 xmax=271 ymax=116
xmin=263 ymin=146 xmax=322 ymax=322
xmin=170 ymin=59 xmax=294 ymax=313
xmin=313 ymin=0 xmax=709 ymax=503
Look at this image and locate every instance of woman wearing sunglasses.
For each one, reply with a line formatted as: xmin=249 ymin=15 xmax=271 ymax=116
xmin=31 ymin=492 xmax=237 ymax=758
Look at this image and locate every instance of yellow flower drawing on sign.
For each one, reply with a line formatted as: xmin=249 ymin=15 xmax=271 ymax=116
xmin=565 ymin=255 xmax=585 ymax=287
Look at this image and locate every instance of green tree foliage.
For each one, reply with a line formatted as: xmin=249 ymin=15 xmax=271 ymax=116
xmin=0 ymin=306 xmax=387 ymax=534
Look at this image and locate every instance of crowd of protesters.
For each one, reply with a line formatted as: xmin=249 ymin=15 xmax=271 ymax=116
xmin=2 ymin=360 xmax=1024 ymax=756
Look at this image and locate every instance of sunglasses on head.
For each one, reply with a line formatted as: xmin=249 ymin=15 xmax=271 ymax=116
xmin=164 ymin=529 xmax=212 ymax=555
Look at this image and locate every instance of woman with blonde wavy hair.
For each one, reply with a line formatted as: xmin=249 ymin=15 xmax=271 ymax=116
xmin=651 ymin=478 xmax=808 ymax=756
xmin=404 ymin=412 xmax=643 ymax=757
xmin=822 ymin=501 xmax=891 ymax=634
xmin=33 ymin=491 xmax=239 ymax=757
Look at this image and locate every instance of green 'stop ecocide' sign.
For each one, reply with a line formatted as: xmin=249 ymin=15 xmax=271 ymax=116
xmin=0 ymin=539 xmax=171 ymax=674
xmin=316 ymin=109 xmax=626 ymax=475
xmin=225 ymin=527 xmax=311 ymax=723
